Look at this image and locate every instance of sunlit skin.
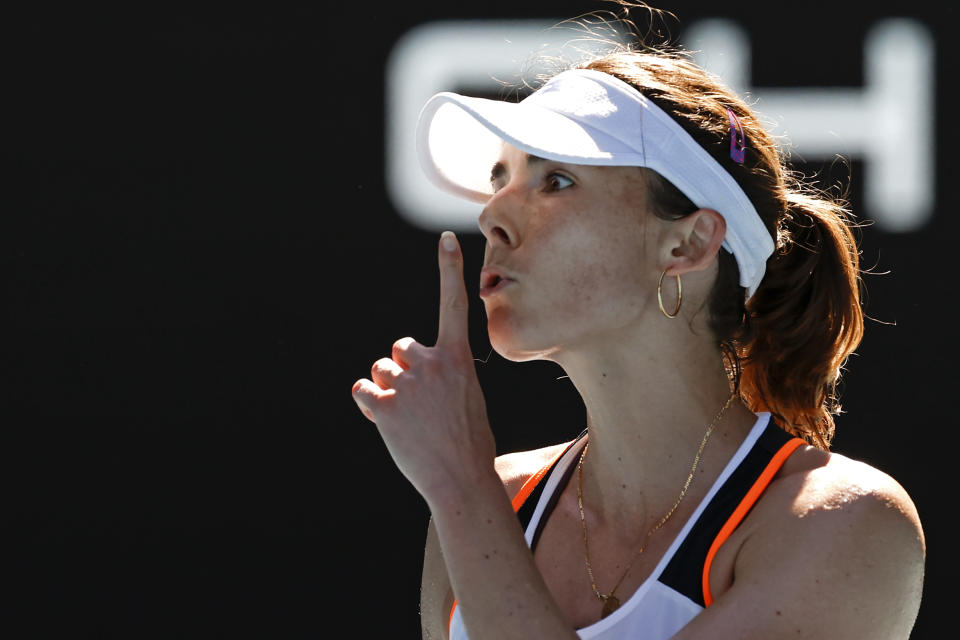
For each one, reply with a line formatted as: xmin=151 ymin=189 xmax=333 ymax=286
xmin=481 ymin=147 xmax=725 ymax=365
xmin=480 ymin=148 xmax=660 ymax=362
xmin=351 ymin=142 xmax=925 ymax=639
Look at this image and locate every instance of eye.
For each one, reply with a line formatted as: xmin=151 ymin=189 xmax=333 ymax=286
xmin=545 ymin=172 xmax=574 ymax=192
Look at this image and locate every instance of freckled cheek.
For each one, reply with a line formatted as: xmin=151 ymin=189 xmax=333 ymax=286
xmin=550 ymin=244 xmax=656 ymax=324
xmin=562 ymin=261 xmax=608 ymax=301
xmin=529 ymin=214 xmax=649 ymax=308
xmin=558 ymin=260 xmax=643 ymax=308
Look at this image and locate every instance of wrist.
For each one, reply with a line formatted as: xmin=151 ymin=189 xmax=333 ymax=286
xmin=423 ymin=460 xmax=504 ymax=520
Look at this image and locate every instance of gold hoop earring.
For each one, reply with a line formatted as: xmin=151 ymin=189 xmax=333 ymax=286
xmin=658 ymin=271 xmax=682 ymax=318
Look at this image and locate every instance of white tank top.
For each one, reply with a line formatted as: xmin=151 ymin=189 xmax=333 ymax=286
xmin=449 ymin=413 xmax=802 ymax=639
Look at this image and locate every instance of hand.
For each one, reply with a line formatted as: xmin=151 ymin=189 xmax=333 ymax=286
xmin=351 ymin=231 xmax=496 ymax=505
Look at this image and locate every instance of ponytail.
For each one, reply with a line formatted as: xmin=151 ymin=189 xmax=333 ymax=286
xmin=739 ymin=184 xmax=864 ymax=448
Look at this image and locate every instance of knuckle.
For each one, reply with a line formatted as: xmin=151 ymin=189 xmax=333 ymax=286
xmin=371 ymin=358 xmax=398 ymax=380
xmin=392 ymin=337 xmax=417 ymax=358
xmin=352 ymin=383 xmax=375 ymax=411
xmin=394 ymin=336 xmax=416 ymax=349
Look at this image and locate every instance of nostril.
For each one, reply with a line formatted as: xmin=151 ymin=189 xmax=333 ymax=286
xmin=493 ymin=226 xmax=510 ymax=245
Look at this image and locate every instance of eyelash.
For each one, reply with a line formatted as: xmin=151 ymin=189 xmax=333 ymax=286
xmin=545 ymin=172 xmax=574 ymax=192
xmin=491 ymin=171 xmax=574 ymax=193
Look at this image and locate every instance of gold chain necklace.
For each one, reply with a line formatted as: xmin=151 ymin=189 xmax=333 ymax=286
xmin=576 ymin=392 xmax=737 ymax=619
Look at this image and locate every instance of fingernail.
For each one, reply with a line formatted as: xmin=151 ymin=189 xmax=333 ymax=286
xmin=441 ymin=231 xmax=457 ymax=252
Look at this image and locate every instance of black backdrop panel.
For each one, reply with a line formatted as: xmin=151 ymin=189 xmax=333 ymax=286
xmin=6 ymin=2 xmax=954 ymax=637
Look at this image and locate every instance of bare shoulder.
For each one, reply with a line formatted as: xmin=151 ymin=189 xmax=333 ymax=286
xmin=494 ymin=441 xmax=573 ymax=499
xmin=771 ymin=445 xmax=925 ymax=547
xmin=700 ymin=444 xmax=927 ymax=638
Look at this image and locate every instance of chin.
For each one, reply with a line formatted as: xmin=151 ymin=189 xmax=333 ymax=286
xmin=487 ymin=317 xmax=557 ymax=363
xmin=492 ymin=344 xmax=545 ymax=363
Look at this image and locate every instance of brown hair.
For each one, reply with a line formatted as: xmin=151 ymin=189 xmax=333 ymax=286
xmin=569 ymin=12 xmax=864 ymax=449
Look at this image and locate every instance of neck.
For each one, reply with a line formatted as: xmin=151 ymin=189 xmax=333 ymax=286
xmin=551 ymin=322 xmax=757 ymax=529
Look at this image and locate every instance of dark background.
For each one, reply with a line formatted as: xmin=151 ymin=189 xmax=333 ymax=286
xmin=5 ymin=2 xmax=954 ymax=637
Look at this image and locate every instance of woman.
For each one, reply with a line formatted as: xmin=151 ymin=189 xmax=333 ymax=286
xmin=351 ymin=8 xmax=926 ymax=639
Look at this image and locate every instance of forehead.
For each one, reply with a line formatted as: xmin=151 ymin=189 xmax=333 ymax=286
xmin=490 ymin=146 xmax=543 ymax=182
xmin=492 ymin=143 xmax=541 ymax=167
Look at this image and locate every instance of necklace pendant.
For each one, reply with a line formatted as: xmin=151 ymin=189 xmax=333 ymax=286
xmin=601 ymin=595 xmax=621 ymax=618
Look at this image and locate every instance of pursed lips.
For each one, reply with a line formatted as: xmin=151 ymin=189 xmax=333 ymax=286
xmin=479 ymin=266 xmax=516 ymax=297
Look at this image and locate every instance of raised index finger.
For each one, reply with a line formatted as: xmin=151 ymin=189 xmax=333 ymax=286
xmin=436 ymin=231 xmax=470 ymax=350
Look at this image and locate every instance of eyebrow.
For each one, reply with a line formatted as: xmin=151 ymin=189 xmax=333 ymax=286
xmin=489 ymin=153 xmax=547 ymax=184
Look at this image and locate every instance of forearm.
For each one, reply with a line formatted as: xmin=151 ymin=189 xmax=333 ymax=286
xmin=427 ymin=469 xmax=578 ymax=640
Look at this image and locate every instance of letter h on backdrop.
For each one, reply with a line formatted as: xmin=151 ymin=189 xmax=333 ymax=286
xmin=386 ymin=18 xmax=934 ymax=234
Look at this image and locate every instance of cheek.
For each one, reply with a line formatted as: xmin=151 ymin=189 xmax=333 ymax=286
xmin=561 ymin=259 xmax=646 ymax=316
xmin=538 ymin=232 xmax=649 ymax=330
xmin=563 ymin=259 xmax=611 ymax=303
xmin=552 ymin=217 xmax=647 ymax=294
xmin=485 ymin=195 xmax=654 ymax=356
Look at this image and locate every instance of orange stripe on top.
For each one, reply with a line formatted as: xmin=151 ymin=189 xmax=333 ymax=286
xmin=701 ymin=437 xmax=805 ymax=607
xmin=448 ymin=444 xmax=573 ymax=635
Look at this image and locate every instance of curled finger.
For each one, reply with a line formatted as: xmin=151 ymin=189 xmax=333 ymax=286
xmin=392 ymin=337 xmax=428 ymax=369
xmin=351 ymin=378 xmax=395 ymax=423
xmin=371 ymin=357 xmax=405 ymax=389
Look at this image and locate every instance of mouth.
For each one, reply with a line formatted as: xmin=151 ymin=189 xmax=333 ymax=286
xmin=479 ymin=268 xmax=514 ymax=298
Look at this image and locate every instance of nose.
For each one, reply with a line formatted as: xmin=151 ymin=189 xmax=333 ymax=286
xmin=478 ymin=191 xmax=518 ymax=249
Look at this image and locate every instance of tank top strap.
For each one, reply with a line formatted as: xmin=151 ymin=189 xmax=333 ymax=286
xmin=515 ymin=429 xmax=587 ymax=532
xmin=658 ymin=421 xmax=804 ymax=607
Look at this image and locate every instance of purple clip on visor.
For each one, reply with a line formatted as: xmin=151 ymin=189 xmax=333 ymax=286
xmin=727 ymin=109 xmax=746 ymax=165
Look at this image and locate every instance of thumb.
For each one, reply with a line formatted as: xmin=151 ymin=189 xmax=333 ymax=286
xmin=436 ymin=231 xmax=470 ymax=350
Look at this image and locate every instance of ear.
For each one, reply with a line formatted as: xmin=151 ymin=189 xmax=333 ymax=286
xmin=660 ymin=209 xmax=727 ymax=276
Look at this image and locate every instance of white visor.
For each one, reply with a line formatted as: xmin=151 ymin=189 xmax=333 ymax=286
xmin=415 ymin=68 xmax=775 ymax=299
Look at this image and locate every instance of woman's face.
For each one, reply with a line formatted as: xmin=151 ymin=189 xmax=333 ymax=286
xmin=478 ymin=144 xmax=665 ymax=362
